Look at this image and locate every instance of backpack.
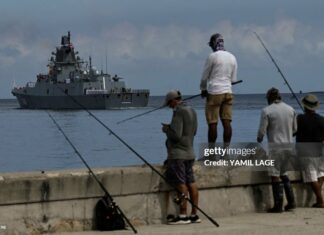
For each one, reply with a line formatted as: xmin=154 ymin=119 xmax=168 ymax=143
xmin=95 ymin=197 xmax=126 ymax=231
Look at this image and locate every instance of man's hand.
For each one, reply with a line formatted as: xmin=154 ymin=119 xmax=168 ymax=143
xmin=162 ymin=123 xmax=170 ymax=133
xmin=257 ymin=136 xmax=263 ymax=143
xmin=201 ymin=90 xmax=208 ymax=98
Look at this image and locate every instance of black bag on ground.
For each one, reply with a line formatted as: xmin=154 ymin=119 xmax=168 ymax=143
xmin=95 ymin=196 xmax=126 ymax=231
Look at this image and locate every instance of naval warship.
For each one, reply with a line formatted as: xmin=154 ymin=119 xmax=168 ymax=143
xmin=12 ymin=32 xmax=150 ymax=109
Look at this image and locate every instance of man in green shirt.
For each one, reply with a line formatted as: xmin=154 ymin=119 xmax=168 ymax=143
xmin=162 ymin=90 xmax=201 ymax=225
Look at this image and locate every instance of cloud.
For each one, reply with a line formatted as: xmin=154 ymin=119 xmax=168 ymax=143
xmin=211 ymin=18 xmax=299 ymax=56
xmin=0 ymin=16 xmax=319 ymax=69
xmin=98 ymin=23 xmax=206 ymax=61
xmin=0 ymin=28 xmax=29 ymax=67
xmin=67 ymin=17 xmax=313 ymax=67
xmin=0 ymin=20 xmax=47 ymax=68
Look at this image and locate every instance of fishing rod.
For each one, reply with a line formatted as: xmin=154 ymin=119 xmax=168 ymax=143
xmin=253 ymin=31 xmax=304 ymax=111
xmin=116 ymin=94 xmax=199 ymax=125
xmin=46 ymin=111 xmax=137 ymax=234
xmin=55 ymin=86 xmax=220 ymax=228
xmin=117 ymin=80 xmax=243 ymax=125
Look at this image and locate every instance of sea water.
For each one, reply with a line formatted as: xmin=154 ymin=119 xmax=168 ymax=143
xmin=0 ymin=93 xmax=322 ymax=173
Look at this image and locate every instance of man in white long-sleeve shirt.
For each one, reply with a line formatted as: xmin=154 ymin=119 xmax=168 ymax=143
xmin=200 ymin=33 xmax=237 ymax=145
xmin=257 ymin=87 xmax=297 ymax=213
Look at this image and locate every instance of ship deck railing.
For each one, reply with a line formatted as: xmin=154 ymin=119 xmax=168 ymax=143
xmin=130 ymin=89 xmax=150 ymax=93
xmin=85 ymin=89 xmax=109 ymax=95
xmin=86 ymin=89 xmax=149 ymax=95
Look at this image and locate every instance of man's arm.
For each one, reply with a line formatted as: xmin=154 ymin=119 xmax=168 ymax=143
xmin=320 ymin=115 xmax=324 ymax=141
xmin=231 ymin=56 xmax=238 ymax=83
xmin=257 ymin=110 xmax=268 ymax=143
xmin=193 ymin=110 xmax=198 ymax=136
xmin=200 ymin=55 xmax=213 ymax=91
xmin=292 ymin=111 xmax=298 ymax=136
xmin=165 ymin=111 xmax=183 ymax=143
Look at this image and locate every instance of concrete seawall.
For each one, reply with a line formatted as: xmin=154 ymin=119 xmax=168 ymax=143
xmin=0 ymin=164 xmax=318 ymax=234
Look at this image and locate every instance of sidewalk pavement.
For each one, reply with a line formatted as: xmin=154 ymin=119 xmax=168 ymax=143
xmin=52 ymin=208 xmax=324 ymax=235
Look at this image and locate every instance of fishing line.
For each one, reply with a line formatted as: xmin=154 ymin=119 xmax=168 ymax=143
xmin=55 ymin=86 xmax=220 ymax=227
xmin=46 ymin=110 xmax=137 ymax=233
xmin=253 ymin=31 xmax=304 ymax=111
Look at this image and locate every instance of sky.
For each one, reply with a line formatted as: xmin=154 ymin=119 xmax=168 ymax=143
xmin=1 ymin=0 xmax=324 ymax=98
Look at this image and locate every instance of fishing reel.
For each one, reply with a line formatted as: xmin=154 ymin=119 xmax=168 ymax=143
xmin=173 ymin=196 xmax=182 ymax=205
xmin=173 ymin=193 xmax=186 ymax=205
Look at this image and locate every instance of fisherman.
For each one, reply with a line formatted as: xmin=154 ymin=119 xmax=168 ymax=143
xmin=162 ymin=90 xmax=201 ymax=224
xmin=200 ymin=33 xmax=238 ymax=146
xmin=257 ymin=87 xmax=297 ymax=212
xmin=296 ymin=94 xmax=324 ymax=208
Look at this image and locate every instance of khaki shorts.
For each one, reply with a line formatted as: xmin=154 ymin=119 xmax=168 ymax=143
xmin=205 ymin=93 xmax=233 ymax=124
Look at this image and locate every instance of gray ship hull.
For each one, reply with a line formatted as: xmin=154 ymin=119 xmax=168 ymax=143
xmin=13 ymin=92 xmax=149 ymax=109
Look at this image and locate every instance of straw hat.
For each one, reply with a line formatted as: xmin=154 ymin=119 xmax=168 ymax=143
xmin=302 ymin=94 xmax=320 ymax=111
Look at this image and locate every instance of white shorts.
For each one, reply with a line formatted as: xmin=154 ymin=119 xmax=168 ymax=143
xmin=302 ymin=170 xmax=324 ymax=183
xmin=301 ymin=157 xmax=324 ymax=182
